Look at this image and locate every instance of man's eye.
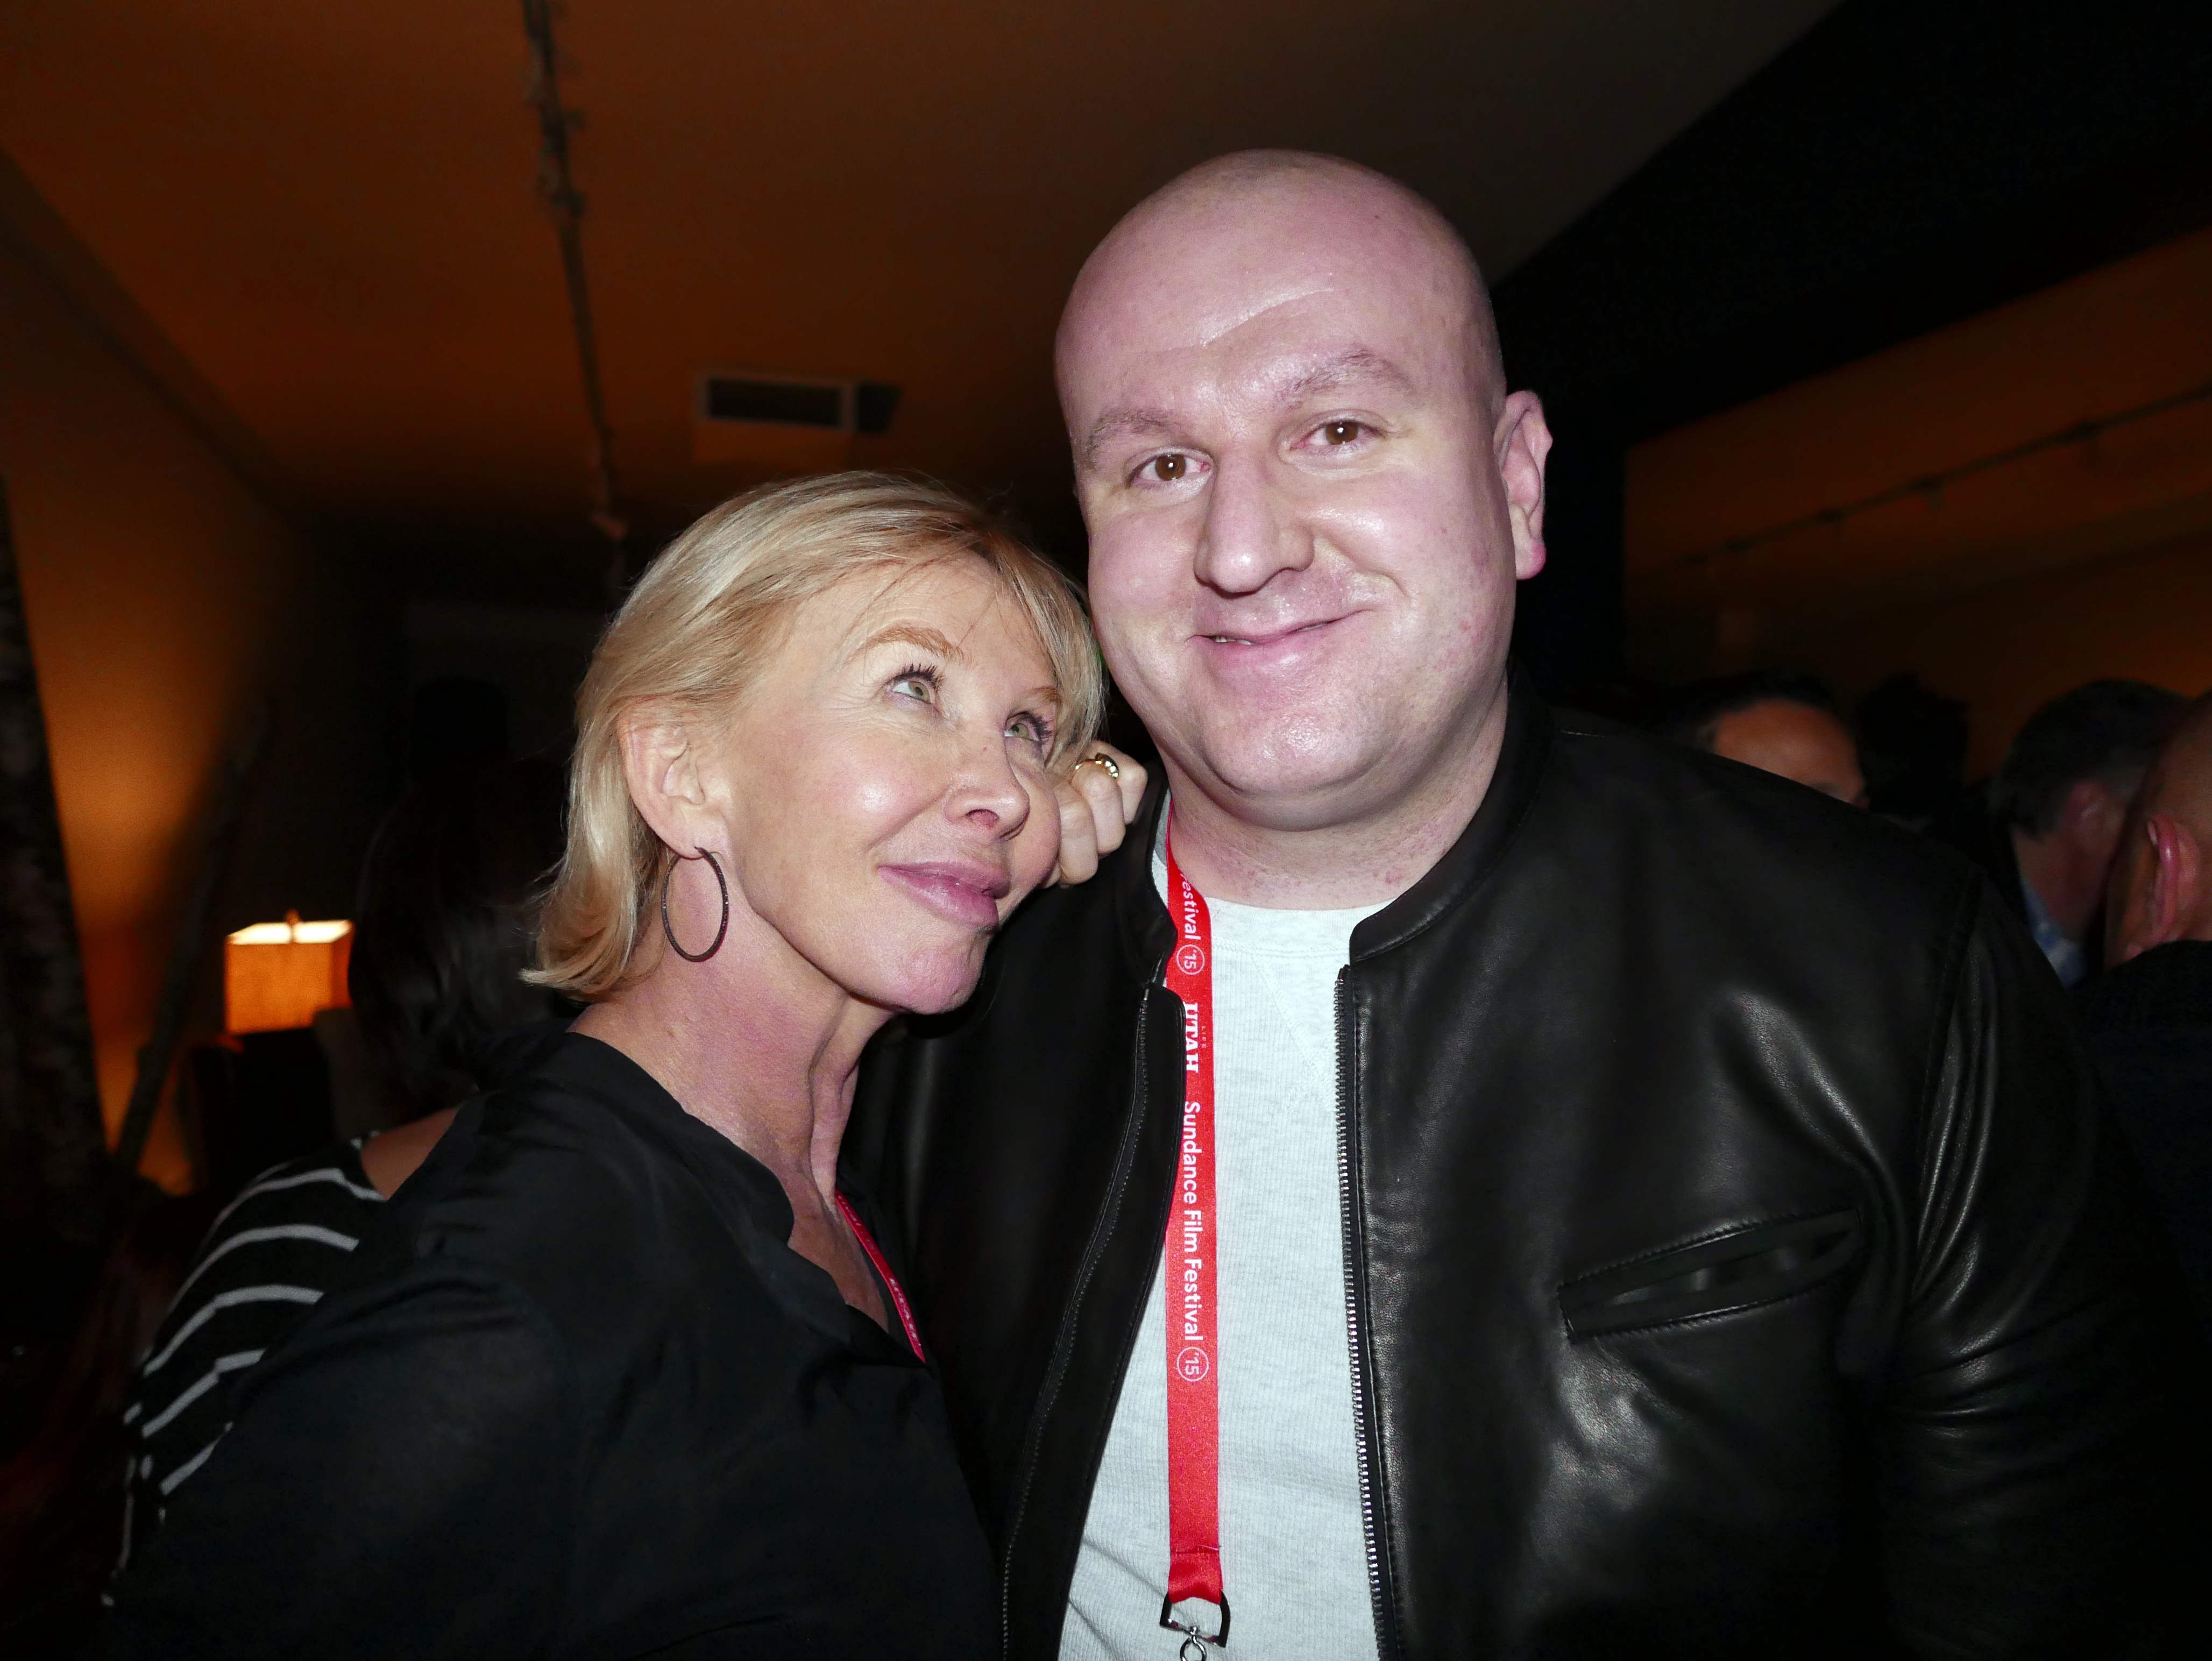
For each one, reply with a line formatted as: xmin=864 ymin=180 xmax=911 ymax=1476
xmin=1148 ymin=454 xmax=1188 ymax=482
xmin=1320 ymin=419 xmax=1365 ymax=445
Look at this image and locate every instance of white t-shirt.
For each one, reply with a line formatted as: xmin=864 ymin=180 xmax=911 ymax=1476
xmin=1058 ymin=850 xmax=1384 ymax=1660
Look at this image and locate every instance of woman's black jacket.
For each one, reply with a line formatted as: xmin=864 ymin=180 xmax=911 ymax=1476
xmin=104 ymin=1034 xmax=994 ymax=1659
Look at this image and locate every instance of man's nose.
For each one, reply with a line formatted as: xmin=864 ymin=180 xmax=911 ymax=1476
xmin=1193 ymin=452 xmax=1313 ymax=597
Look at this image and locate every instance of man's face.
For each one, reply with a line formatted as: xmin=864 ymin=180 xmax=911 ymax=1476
xmin=1061 ymin=186 xmax=1547 ymax=833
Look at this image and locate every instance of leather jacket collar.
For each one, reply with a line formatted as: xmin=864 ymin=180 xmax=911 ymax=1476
xmin=1110 ymin=669 xmax=1552 ymax=974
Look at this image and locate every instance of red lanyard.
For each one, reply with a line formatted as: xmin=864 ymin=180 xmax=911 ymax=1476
xmin=837 ymin=1192 xmax=927 ymax=1362
xmin=1160 ymin=822 xmax=1230 ymax=1650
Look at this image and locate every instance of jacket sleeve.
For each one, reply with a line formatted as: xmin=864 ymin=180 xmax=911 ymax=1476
xmin=1880 ymin=883 xmax=2161 ymax=1658
xmin=101 ymin=1267 xmax=573 ymax=1661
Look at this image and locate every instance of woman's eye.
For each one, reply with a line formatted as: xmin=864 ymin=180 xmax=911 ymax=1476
xmin=889 ymin=666 xmax=939 ymax=704
xmin=1005 ymin=713 xmax=1052 ymax=750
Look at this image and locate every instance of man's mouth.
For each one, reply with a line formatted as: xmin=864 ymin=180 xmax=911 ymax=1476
xmin=1197 ymin=616 xmax=1344 ymax=648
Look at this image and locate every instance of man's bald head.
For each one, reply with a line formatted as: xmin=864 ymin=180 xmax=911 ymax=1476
xmin=1058 ymin=151 xmax=1506 ymax=431
xmin=2108 ymin=693 xmax=2212 ymax=963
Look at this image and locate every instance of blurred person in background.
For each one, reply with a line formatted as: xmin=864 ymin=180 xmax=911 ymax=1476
xmin=1854 ymin=673 xmax=1969 ymax=829
xmin=4 ymin=749 xmax=578 ymax=1651
xmin=115 ymin=756 xmax=576 ymax=1574
xmin=1661 ymin=668 xmax=1868 ymax=805
xmin=2083 ymin=692 xmax=2212 ymax=1329
xmin=1939 ymin=680 xmax=2185 ymax=987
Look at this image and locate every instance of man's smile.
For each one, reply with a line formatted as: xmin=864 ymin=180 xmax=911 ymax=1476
xmin=1202 ymin=619 xmax=1336 ymax=646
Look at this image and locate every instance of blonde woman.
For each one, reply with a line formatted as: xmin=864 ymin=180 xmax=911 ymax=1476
xmin=104 ymin=475 xmax=1143 ymax=1660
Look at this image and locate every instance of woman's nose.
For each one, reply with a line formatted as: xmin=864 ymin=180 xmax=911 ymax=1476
xmin=948 ymin=727 xmax=1033 ymax=837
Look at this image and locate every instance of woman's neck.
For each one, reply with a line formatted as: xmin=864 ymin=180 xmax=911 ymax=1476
xmin=571 ymin=912 xmax=889 ymax=1207
xmin=572 ymin=910 xmax=896 ymax=1330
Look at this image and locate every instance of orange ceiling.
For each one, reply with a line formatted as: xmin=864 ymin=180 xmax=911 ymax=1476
xmin=0 ymin=1 xmax=1838 ymax=562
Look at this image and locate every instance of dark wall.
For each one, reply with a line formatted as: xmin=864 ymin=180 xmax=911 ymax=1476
xmin=1498 ymin=0 xmax=2212 ymax=699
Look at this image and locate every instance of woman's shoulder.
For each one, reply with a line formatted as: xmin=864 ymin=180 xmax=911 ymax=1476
xmin=143 ymin=1139 xmax=387 ymax=1370
xmin=137 ymin=1139 xmax=387 ymax=1348
xmin=124 ymin=1141 xmax=389 ymax=1549
xmin=386 ymin=1033 xmax=782 ymax=1323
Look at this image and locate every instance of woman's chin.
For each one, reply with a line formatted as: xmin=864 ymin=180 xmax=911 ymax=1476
xmin=852 ymin=943 xmax=989 ymax=1018
xmin=901 ymin=964 xmax=989 ymax=1016
xmin=897 ymin=986 xmax=979 ymax=1018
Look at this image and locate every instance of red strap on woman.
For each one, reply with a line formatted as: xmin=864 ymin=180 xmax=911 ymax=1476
xmin=1160 ymin=821 xmax=1230 ymax=1650
xmin=836 ymin=1194 xmax=927 ymax=1362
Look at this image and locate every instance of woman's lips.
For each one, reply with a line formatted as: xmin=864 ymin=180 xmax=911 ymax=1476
xmin=880 ymin=862 xmax=1011 ymax=929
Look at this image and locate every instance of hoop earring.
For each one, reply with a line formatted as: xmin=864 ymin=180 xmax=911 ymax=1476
xmin=661 ymin=849 xmax=730 ymax=963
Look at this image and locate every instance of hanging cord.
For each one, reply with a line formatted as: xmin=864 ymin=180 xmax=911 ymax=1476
xmin=521 ymin=0 xmax=631 ymax=597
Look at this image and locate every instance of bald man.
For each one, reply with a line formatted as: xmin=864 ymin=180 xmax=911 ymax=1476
xmin=850 ymin=153 xmax=2153 ymax=1659
xmin=2086 ymin=693 xmax=2212 ymax=1325
xmin=1664 ymin=669 xmax=1869 ymax=806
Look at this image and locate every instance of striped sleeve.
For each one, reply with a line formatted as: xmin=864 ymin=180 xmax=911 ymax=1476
xmin=115 ymin=1144 xmax=386 ymax=1576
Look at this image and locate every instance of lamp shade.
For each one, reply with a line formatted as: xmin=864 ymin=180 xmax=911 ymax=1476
xmin=224 ymin=912 xmax=353 ymax=1035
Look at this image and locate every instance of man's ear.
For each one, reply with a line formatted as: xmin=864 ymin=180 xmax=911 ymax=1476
xmin=1495 ymin=390 xmax=1551 ymax=581
xmin=2142 ymin=813 xmax=2204 ymax=953
xmin=2150 ymin=818 xmax=2203 ymax=946
xmin=619 ymin=711 xmax=716 ymax=858
xmin=2060 ymin=776 xmax=2130 ymax=852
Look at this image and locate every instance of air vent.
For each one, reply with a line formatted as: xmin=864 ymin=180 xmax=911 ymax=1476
xmin=697 ymin=372 xmax=901 ymax=436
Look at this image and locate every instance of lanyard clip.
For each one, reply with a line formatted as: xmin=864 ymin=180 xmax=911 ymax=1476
xmin=1160 ymin=1593 xmax=1230 ymax=1650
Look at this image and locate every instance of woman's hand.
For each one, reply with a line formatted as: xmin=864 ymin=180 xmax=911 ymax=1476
xmin=1050 ymin=742 xmax=1148 ymax=886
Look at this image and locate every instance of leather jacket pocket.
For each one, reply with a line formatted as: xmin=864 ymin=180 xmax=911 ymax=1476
xmin=1558 ymin=1209 xmax=1860 ymax=1339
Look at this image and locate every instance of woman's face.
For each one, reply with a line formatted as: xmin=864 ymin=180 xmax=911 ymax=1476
xmin=704 ymin=559 xmax=1066 ymax=1014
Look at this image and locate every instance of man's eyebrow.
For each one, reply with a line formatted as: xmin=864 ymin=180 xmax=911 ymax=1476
xmin=859 ymin=623 xmax=966 ymax=662
xmin=1080 ymin=409 xmax=1179 ymax=472
xmin=1079 ymin=351 xmax=1415 ymax=471
xmin=1271 ymin=347 xmax=1415 ymax=406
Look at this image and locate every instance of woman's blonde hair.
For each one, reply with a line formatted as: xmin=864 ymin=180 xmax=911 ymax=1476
xmin=531 ymin=472 xmax=1104 ymax=999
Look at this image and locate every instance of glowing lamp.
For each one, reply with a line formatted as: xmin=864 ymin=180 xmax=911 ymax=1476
xmin=224 ymin=911 xmax=353 ymax=1035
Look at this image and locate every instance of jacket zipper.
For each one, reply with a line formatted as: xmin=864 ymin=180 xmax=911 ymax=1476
xmin=1337 ymin=971 xmax=1398 ymax=1658
xmin=998 ymin=982 xmax=1162 ymax=1659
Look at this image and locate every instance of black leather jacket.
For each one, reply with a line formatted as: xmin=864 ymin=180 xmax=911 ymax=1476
xmin=847 ymin=689 xmax=2155 ymax=1659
